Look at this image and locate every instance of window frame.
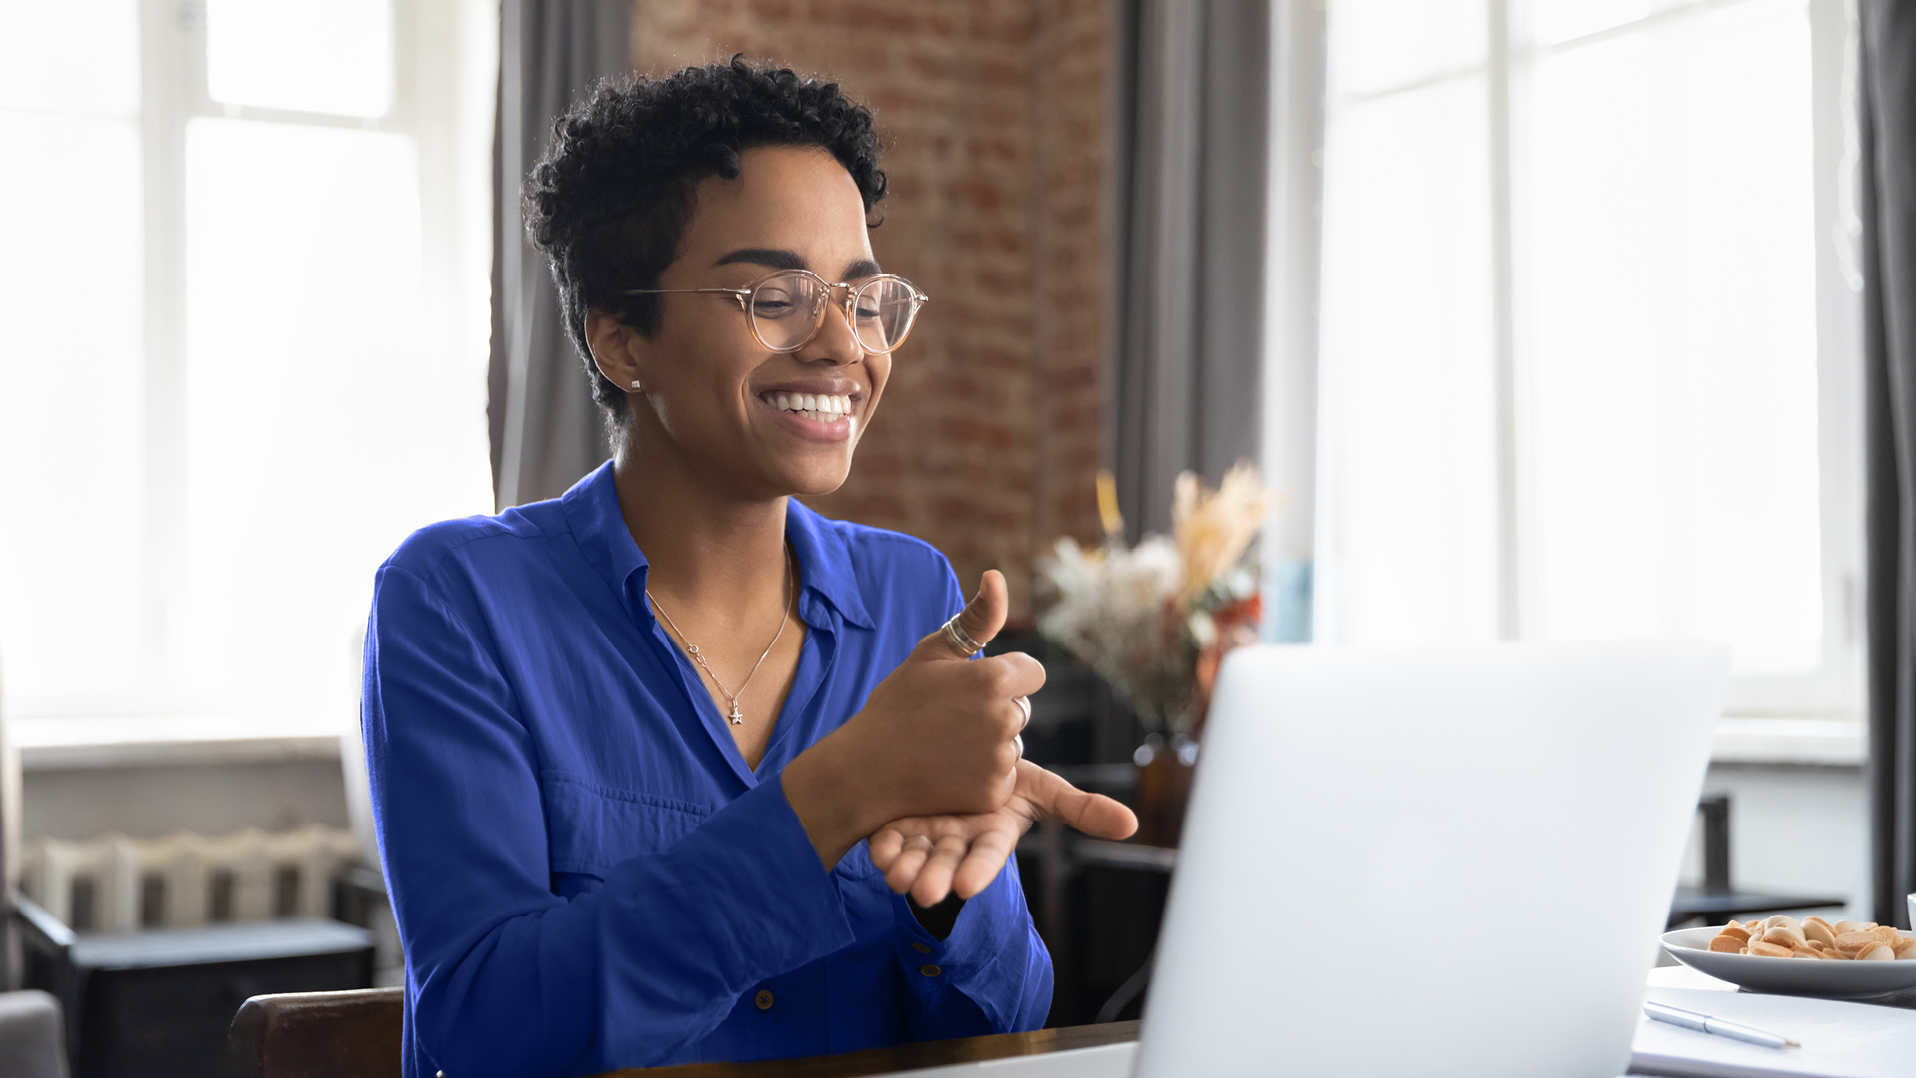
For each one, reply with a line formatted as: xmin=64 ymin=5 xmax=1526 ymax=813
xmin=125 ymin=0 xmax=425 ymax=720
xmin=1290 ymin=0 xmax=1865 ymax=720
xmin=5 ymin=0 xmax=492 ymax=735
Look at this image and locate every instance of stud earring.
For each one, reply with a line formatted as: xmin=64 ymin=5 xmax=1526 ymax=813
xmin=629 ymin=379 xmax=642 ymax=390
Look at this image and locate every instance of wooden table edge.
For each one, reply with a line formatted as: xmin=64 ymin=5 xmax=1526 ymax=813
xmin=603 ymin=1021 xmax=1142 ymax=1077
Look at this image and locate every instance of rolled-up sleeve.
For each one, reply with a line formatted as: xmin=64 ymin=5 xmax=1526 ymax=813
xmin=363 ymin=564 xmax=855 ymax=1077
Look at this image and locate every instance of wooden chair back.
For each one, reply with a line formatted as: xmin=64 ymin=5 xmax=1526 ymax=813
xmin=225 ymin=987 xmax=403 ymax=1078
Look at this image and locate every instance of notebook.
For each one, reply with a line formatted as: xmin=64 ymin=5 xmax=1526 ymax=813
xmin=1630 ymin=988 xmax=1916 ymax=1078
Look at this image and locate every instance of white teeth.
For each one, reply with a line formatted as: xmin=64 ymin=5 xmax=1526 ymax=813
xmin=765 ymin=393 xmax=853 ymax=419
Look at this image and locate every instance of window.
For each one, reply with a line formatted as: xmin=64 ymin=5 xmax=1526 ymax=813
xmin=1310 ymin=0 xmax=1862 ymax=719
xmin=0 ymin=0 xmax=497 ymax=735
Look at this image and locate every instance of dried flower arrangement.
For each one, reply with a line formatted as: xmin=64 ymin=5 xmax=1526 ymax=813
xmin=1035 ymin=462 xmax=1267 ymax=737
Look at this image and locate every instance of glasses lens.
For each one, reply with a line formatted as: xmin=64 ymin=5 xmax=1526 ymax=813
xmin=851 ymin=277 xmax=922 ymax=354
xmin=748 ymin=271 xmax=827 ymax=351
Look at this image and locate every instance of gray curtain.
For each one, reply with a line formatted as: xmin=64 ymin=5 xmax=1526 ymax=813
xmin=1110 ymin=0 xmax=1270 ymax=541
xmin=1 ymin=657 xmax=17 ymax=990
xmin=488 ymin=0 xmax=632 ymax=509
xmin=1863 ymin=0 xmax=1916 ymax=930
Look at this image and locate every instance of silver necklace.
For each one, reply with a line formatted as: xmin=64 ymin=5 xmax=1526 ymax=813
xmin=647 ymin=547 xmax=794 ymax=726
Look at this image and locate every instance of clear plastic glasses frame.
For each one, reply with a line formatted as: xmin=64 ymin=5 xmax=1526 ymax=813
xmin=623 ymin=269 xmax=930 ymax=355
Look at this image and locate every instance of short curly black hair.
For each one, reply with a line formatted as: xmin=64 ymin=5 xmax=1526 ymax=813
xmin=524 ymin=57 xmax=888 ymax=435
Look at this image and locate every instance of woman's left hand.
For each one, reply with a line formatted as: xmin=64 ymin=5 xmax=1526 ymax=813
xmin=868 ymin=760 xmax=1139 ymax=907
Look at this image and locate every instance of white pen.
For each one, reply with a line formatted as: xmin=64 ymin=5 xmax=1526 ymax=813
xmin=1645 ymin=1001 xmax=1801 ymax=1049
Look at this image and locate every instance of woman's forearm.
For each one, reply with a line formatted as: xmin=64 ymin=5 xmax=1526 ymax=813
xmin=398 ymin=778 xmax=855 ymax=1075
xmin=888 ymin=858 xmax=1053 ymax=1040
xmin=782 ymin=729 xmax=885 ymax=868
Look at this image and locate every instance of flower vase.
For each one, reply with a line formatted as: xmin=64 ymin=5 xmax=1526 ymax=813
xmin=1129 ymin=594 xmax=1256 ymax=847
xmin=1132 ymin=733 xmax=1197 ymax=847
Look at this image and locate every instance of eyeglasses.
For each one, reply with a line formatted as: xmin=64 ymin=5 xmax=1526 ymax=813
xmin=623 ymin=269 xmax=929 ymax=355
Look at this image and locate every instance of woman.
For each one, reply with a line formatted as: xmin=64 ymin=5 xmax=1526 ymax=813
xmin=361 ymin=59 xmax=1136 ymax=1078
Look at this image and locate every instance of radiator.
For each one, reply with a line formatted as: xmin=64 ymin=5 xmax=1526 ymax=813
xmin=20 ymin=825 xmax=361 ymax=932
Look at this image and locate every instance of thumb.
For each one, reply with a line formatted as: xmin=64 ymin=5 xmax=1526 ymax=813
xmin=910 ymin=569 xmax=1008 ymax=661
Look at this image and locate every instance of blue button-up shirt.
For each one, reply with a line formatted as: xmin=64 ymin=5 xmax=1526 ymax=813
xmin=361 ymin=463 xmax=1051 ymax=1078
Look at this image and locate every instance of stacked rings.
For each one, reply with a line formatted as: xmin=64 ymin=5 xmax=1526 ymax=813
xmin=940 ymin=614 xmax=986 ymax=657
xmin=941 ymin=614 xmax=1029 ymax=762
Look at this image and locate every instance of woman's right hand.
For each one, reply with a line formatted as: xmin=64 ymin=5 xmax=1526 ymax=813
xmin=869 ymin=759 xmax=1136 ymax=906
xmin=782 ymin=570 xmax=1039 ymax=868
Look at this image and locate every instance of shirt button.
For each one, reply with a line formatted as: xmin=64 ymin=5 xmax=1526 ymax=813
xmin=755 ymin=989 xmax=774 ymax=1010
xmin=920 ymin=964 xmax=942 ymax=977
xmin=912 ymin=942 xmax=932 ymax=954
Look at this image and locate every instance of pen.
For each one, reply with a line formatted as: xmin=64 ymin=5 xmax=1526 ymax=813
xmin=1644 ymin=1001 xmax=1801 ymax=1049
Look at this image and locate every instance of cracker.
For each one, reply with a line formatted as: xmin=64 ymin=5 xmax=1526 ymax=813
xmin=1704 ymin=917 xmax=1902 ymax=963
xmin=1763 ymin=925 xmax=1808 ymax=948
xmin=1836 ymin=930 xmax=1880 ymax=952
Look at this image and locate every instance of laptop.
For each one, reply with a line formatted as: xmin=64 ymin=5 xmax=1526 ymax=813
xmin=892 ymin=641 xmax=1728 ymax=1077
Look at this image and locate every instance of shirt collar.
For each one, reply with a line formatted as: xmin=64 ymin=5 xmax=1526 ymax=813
xmin=784 ymin=499 xmax=874 ymax=630
xmin=559 ymin=462 xmax=874 ymax=631
xmin=558 ymin=462 xmax=650 ymax=621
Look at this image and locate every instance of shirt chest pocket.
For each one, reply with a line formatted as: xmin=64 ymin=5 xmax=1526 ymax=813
xmin=539 ymin=772 xmax=712 ymax=878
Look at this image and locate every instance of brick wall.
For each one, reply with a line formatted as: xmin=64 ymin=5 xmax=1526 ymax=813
xmin=1025 ymin=2 xmax=1112 ymax=574
xmin=632 ymin=0 xmax=1113 ymax=618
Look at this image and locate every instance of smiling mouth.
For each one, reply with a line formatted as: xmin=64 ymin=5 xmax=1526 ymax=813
xmin=762 ymin=392 xmax=853 ymax=423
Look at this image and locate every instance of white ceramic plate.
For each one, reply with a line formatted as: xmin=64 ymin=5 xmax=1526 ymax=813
xmin=1660 ymin=926 xmax=1916 ymax=998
